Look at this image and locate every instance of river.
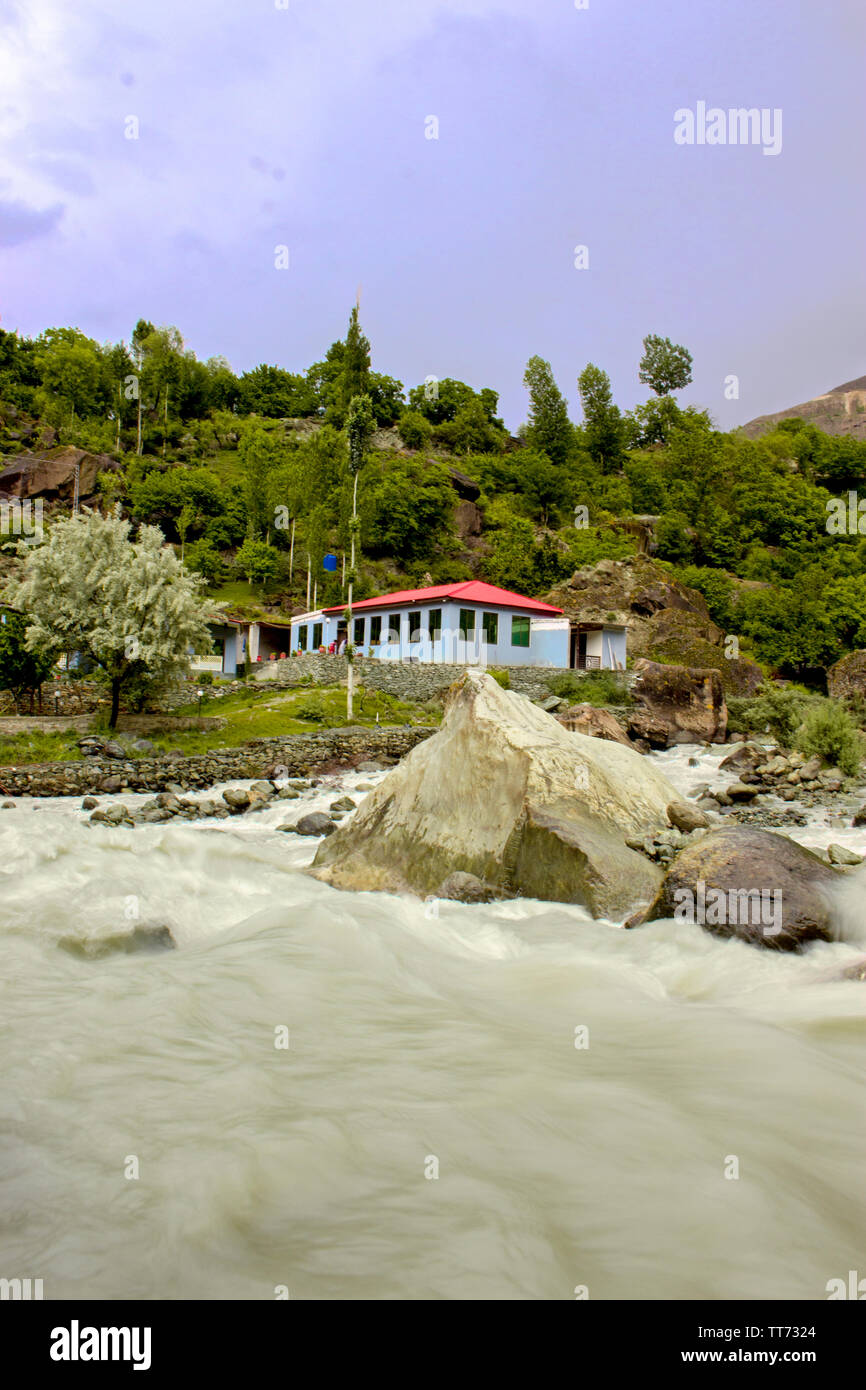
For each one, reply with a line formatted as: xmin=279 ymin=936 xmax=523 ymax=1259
xmin=1 ymin=744 xmax=864 ymax=1300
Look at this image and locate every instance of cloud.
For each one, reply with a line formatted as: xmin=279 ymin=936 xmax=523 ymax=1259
xmin=0 ymin=196 xmax=63 ymax=245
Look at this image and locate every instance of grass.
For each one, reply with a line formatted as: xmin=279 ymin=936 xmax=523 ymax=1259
xmin=0 ymin=685 xmax=441 ymax=765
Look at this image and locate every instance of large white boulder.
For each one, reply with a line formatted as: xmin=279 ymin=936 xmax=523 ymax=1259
xmin=310 ymin=670 xmax=694 ymax=919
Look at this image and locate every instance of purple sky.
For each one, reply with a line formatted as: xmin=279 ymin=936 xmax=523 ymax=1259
xmin=1 ymin=0 xmax=864 ymax=431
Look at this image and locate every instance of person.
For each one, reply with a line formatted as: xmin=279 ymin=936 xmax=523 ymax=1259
xmin=338 ymin=638 xmax=346 ymax=655
xmin=328 ymin=640 xmax=336 ymax=655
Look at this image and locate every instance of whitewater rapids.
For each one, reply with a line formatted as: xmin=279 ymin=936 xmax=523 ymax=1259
xmin=1 ymin=747 xmax=864 ymax=1300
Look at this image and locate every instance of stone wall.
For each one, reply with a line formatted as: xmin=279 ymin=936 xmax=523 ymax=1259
xmin=0 ymin=725 xmax=436 ymax=798
xmin=255 ymin=655 xmax=608 ymax=702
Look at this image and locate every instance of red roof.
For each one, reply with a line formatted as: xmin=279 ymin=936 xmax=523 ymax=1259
xmin=323 ymin=581 xmax=562 ymax=616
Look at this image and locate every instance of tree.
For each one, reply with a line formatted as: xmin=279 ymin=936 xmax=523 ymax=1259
xmin=577 ymin=364 xmax=624 ymax=471
xmin=0 ymin=609 xmax=55 ymax=713
xmin=235 ymin=538 xmax=279 ymax=586
xmin=3 ymin=510 xmax=213 ymax=728
xmin=523 ymin=356 xmax=572 ymax=465
xmin=34 ymin=329 xmax=106 ymax=423
xmin=638 ymin=334 xmax=693 ymax=396
xmin=344 ymin=393 xmax=375 ymax=719
xmin=239 ymin=426 xmax=282 ymax=538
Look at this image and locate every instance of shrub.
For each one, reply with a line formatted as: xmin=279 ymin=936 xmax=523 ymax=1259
xmin=489 ymin=667 xmax=510 ymax=689
xmin=547 ymin=670 xmax=632 ymax=706
xmin=795 ymin=699 xmax=862 ymax=777
xmin=293 ymin=696 xmax=329 ymax=722
xmin=397 ymin=410 xmax=433 ymax=450
xmin=726 ymin=682 xmax=811 ymax=747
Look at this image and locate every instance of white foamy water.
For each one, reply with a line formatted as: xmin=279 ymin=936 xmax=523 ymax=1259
xmin=1 ymin=755 xmax=865 ymax=1300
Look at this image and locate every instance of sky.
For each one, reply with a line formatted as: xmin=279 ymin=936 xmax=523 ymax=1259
xmin=0 ymin=0 xmax=864 ymax=432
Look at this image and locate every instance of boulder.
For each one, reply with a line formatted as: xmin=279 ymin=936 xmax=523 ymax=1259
xmin=222 ymin=788 xmax=251 ymax=813
xmin=667 ymin=802 xmax=711 ymax=833
xmin=628 ymin=827 xmax=841 ymax=950
xmin=556 ymin=703 xmax=634 ymax=747
xmin=630 ymin=659 xmax=727 ymax=744
xmin=436 ymin=871 xmax=497 ymax=903
xmin=626 ymin=710 xmax=672 ymax=749
xmin=827 ymin=650 xmax=866 ymax=701
xmin=828 ymin=843 xmax=863 ymax=866
xmin=58 ymin=923 xmax=175 ymax=959
xmin=330 ymin=796 xmax=356 ymax=811
xmin=292 ymin=812 xmax=336 ymax=837
xmin=0 ymin=445 xmax=120 ymax=503
xmin=309 ymin=669 xmax=697 ymax=919
xmin=719 ymin=741 xmax=763 ymax=773
xmin=544 ymin=555 xmax=763 ymax=694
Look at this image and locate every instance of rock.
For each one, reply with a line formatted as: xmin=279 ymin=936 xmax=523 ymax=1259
xmin=545 ymin=556 xmax=764 ymax=695
xmin=291 ymin=812 xmax=337 ymax=836
xmin=720 ymin=743 xmax=763 ymax=773
xmin=356 ymin=760 xmax=385 ymax=773
xmin=329 ymin=796 xmax=356 ymax=811
xmin=130 ymin=739 xmax=155 ymax=753
xmin=535 ymin=695 xmax=564 ymax=712
xmin=101 ymin=741 xmax=126 ymax=759
xmin=827 ymin=650 xmax=866 ymax=700
xmin=852 ymin=806 xmax=866 ymax=827
xmin=436 ymin=871 xmax=497 ymax=903
xmin=628 ymin=827 xmax=840 ymax=950
xmin=667 ymin=802 xmax=711 ymax=833
xmin=248 ymin=780 xmax=275 ymax=802
xmin=0 ymin=445 xmax=121 ymax=504
xmin=556 ymin=703 xmax=634 ymax=746
xmin=81 ymin=796 xmax=98 ymax=810
xmin=355 ymin=782 xmax=376 ymax=791
xmin=726 ymin=781 xmax=760 ymax=802
xmin=2 ymin=800 xmax=16 ymax=809
xmin=277 ymin=788 xmax=300 ymax=799
xmin=630 ymin=659 xmax=727 ymax=744
xmin=58 ymin=924 xmax=175 ymax=959
xmin=827 ymin=843 xmax=863 ymax=866
xmin=626 ymin=711 xmax=671 ymax=750
xmin=696 ymin=796 xmax=722 ymax=813
xmin=309 ymin=669 xmax=698 ymax=919
xmin=836 ymin=957 xmax=866 ymax=982
xmin=222 ymin=788 xmax=251 ymax=813
xmin=155 ymin=792 xmax=181 ymax=811
xmin=99 ymin=775 xmax=123 ymax=794
xmin=800 ymin=755 xmax=823 ymax=781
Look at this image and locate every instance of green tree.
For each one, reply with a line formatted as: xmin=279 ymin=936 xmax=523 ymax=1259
xmin=638 ymin=334 xmax=693 ymax=396
xmin=235 ymin=538 xmax=279 ymax=585
xmin=523 ymin=355 xmax=573 ymax=465
xmin=239 ymin=427 xmax=283 ymax=539
xmin=0 ymin=608 xmax=55 ymax=713
xmin=344 ymin=393 xmax=375 ymax=718
xmin=577 ymin=364 xmax=624 ymax=471
xmin=3 ymin=510 xmax=213 ymax=728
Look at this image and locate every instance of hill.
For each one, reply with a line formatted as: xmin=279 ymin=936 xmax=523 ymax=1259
xmin=741 ymin=376 xmax=866 ymax=440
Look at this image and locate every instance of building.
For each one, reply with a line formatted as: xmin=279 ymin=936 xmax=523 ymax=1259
xmin=286 ymin=581 xmax=627 ymax=670
xmin=190 ymin=615 xmax=296 ymax=676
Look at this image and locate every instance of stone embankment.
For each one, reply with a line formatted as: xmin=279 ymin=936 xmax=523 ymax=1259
xmin=0 ymin=727 xmax=435 ymax=798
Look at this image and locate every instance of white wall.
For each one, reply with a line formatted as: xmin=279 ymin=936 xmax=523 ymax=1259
xmin=291 ymin=602 xmax=569 ymax=667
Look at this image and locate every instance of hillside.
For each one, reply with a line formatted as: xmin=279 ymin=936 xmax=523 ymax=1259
xmin=4 ymin=314 xmax=866 ymax=692
xmin=741 ymin=375 xmax=866 ymax=440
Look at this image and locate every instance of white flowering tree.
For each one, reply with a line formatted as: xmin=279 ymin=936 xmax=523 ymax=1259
xmin=3 ymin=509 xmax=215 ymax=729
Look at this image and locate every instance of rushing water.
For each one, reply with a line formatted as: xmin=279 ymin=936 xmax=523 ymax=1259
xmin=1 ymin=748 xmax=865 ymax=1300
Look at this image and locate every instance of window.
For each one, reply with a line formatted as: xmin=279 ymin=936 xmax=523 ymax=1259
xmin=370 ymin=615 xmax=382 ymax=644
xmin=429 ymin=608 xmax=442 ymax=640
xmin=511 ymin=615 xmax=530 ymax=648
xmin=482 ymin=611 xmax=498 ymax=645
xmin=354 ymin=617 xmax=365 ymax=645
xmin=388 ymin=613 xmax=402 ymax=644
xmin=459 ymin=608 xmax=476 ymax=640
xmin=312 ymin=622 xmax=323 ymax=649
xmin=298 ymin=626 xmax=308 ymax=651
xmin=408 ymin=611 xmax=421 ymax=642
